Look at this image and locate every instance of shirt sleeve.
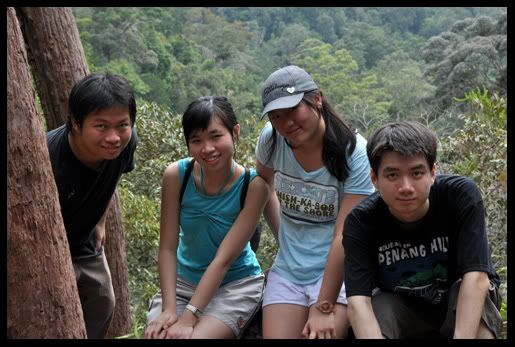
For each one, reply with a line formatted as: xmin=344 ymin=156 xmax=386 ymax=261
xmin=343 ymin=133 xmax=375 ymax=195
xmin=123 ymin=127 xmax=138 ymax=173
xmin=453 ymin=178 xmax=496 ymax=277
xmin=343 ymin=211 xmax=377 ymax=297
xmin=255 ymin=122 xmax=274 ymax=167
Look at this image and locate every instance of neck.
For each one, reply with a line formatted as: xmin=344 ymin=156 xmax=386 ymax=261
xmin=199 ymin=159 xmax=236 ymax=195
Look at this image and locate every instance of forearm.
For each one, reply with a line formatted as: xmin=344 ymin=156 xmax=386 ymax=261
xmin=263 ymin=191 xmax=280 ymax=241
xmin=96 ymin=202 xmax=110 ymax=228
xmin=158 ymin=248 xmax=178 ymax=313
xmin=187 ymin=258 xmax=230 ymax=312
xmin=454 ymin=272 xmax=490 ymax=338
xmin=347 ymin=297 xmax=383 ymax=338
xmin=317 ymin=236 xmax=345 ymax=303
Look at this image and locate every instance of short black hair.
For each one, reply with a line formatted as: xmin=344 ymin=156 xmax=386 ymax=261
xmin=367 ymin=121 xmax=438 ymax=175
xmin=66 ymin=72 xmax=136 ymax=132
xmin=182 ymin=96 xmax=238 ymax=147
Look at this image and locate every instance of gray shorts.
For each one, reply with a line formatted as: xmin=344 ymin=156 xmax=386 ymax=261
xmin=147 ymin=274 xmax=265 ymax=338
xmin=371 ymin=278 xmax=502 ymax=338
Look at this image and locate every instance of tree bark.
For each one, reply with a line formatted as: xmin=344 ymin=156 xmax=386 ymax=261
xmin=7 ymin=7 xmax=86 ymax=338
xmin=15 ymin=7 xmax=89 ymax=131
xmin=15 ymin=7 xmax=133 ymax=338
xmin=104 ymin=191 xmax=133 ymax=339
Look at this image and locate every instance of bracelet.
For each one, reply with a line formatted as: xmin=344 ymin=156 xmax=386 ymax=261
xmin=314 ymin=300 xmax=335 ymax=314
xmin=185 ymin=303 xmax=203 ymax=318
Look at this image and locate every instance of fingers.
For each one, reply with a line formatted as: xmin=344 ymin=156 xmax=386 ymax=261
xmin=301 ymin=324 xmax=309 ymax=339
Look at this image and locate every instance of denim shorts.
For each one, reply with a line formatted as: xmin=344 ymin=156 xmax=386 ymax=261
xmin=262 ymin=269 xmax=348 ymax=308
xmin=371 ymin=278 xmax=503 ymax=338
xmin=147 ymin=274 xmax=264 ymax=338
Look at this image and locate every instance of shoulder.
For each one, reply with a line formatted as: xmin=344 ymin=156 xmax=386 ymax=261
xmin=348 ymin=193 xmax=381 ymax=223
xmin=433 ymin=174 xmax=482 ymax=202
xmin=246 ymin=172 xmax=270 ymax=204
xmin=163 ymin=159 xmax=183 ymax=180
xmin=347 ymin=132 xmax=369 ymax=165
xmin=47 ymin=125 xmax=67 ymax=146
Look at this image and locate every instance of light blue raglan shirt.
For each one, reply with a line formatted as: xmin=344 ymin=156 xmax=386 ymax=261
xmin=255 ymin=122 xmax=374 ymax=285
xmin=177 ymin=158 xmax=262 ymax=286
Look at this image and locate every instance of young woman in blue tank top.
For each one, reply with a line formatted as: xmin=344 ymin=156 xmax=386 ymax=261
xmin=145 ymin=96 xmax=269 ymax=339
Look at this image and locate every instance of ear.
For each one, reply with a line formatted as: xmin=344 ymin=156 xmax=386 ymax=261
xmin=430 ymin=163 xmax=437 ymax=184
xmin=71 ymin=118 xmax=80 ymax=132
xmin=233 ymin=123 xmax=241 ymax=141
xmin=370 ymin=168 xmax=378 ymax=189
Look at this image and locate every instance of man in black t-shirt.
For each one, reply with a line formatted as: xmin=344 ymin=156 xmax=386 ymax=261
xmin=343 ymin=121 xmax=501 ymax=339
xmin=47 ymin=73 xmax=138 ymax=338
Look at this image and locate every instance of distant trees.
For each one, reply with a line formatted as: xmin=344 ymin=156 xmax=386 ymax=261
xmin=421 ymin=13 xmax=507 ymax=111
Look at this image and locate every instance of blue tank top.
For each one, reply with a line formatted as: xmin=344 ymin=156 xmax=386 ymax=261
xmin=176 ymin=158 xmax=262 ymax=285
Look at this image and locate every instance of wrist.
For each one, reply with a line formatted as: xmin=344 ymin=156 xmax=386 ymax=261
xmin=184 ymin=303 xmax=203 ymax=319
xmin=314 ymin=300 xmax=336 ymax=314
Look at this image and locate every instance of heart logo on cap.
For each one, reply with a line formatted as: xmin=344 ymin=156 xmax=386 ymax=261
xmin=286 ymin=86 xmax=295 ymax=94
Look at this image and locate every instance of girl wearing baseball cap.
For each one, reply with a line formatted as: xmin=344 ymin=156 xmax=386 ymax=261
xmin=256 ymin=66 xmax=374 ymax=339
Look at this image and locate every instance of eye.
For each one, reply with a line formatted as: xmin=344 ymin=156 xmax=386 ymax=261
xmin=119 ymin=123 xmax=130 ymax=128
xmin=95 ymin=124 xmax=106 ymax=129
xmin=413 ymin=171 xmax=424 ymax=177
xmin=386 ymin=172 xmax=398 ymax=180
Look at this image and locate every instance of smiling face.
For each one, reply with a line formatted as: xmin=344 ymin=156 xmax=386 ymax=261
xmin=371 ymin=151 xmax=436 ymax=223
xmin=69 ymin=105 xmax=132 ymax=168
xmin=187 ymin=116 xmax=239 ymax=171
xmin=268 ymin=96 xmax=324 ymax=147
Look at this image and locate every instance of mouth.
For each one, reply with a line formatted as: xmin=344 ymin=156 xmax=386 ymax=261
xmin=285 ymin=127 xmax=301 ymax=137
xmin=103 ymin=146 xmax=121 ymax=154
xmin=203 ymin=155 xmax=220 ymax=165
xmin=397 ymin=198 xmax=416 ymax=204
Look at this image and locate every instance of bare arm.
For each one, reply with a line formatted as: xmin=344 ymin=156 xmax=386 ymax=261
xmin=145 ymin=162 xmax=181 ymax=338
xmin=347 ymin=296 xmax=383 ymax=338
xmin=95 ymin=203 xmax=110 ymax=252
xmin=256 ymin=159 xmax=279 ymax=241
xmin=303 ymin=193 xmax=369 ymax=338
xmin=454 ymin=271 xmax=491 ymax=338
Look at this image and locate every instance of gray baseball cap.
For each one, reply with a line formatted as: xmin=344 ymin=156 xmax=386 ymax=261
xmin=260 ymin=65 xmax=318 ymax=119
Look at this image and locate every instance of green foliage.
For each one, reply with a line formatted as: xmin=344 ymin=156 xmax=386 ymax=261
xmin=439 ymin=89 xmax=507 ymax=316
xmin=421 ymin=13 xmax=507 ymax=110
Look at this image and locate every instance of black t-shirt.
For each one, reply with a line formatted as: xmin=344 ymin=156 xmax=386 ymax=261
xmin=47 ymin=125 xmax=138 ymax=257
xmin=344 ymin=174 xmax=500 ymax=305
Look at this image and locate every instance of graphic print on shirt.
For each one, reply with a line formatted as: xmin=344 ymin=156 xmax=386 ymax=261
xmin=378 ymin=236 xmax=449 ymax=304
xmin=275 ymin=171 xmax=339 ymax=224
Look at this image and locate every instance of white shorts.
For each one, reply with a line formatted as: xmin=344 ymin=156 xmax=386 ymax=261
xmin=262 ymin=269 xmax=348 ymax=308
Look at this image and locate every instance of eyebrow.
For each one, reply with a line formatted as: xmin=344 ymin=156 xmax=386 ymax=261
xmin=190 ymin=128 xmax=224 ymax=138
xmin=92 ymin=116 xmax=130 ymax=123
xmin=383 ymin=164 xmax=427 ymax=173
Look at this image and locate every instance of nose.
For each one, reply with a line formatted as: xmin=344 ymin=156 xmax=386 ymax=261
xmin=398 ymin=176 xmax=414 ymax=194
xmin=201 ymin=141 xmax=215 ymax=153
xmin=105 ymin=129 xmax=120 ymax=144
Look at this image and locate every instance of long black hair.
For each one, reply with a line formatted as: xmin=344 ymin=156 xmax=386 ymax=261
xmin=266 ymin=90 xmax=356 ymax=182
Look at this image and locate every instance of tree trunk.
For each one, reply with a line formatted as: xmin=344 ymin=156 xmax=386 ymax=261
xmin=15 ymin=7 xmax=89 ymax=131
xmin=7 ymin=7 xmax=86 ymax=338
xmin=104 ymin=191 xmax=133 ymax=339
xmin=15 ymin=7 xmax=133 ymax=338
